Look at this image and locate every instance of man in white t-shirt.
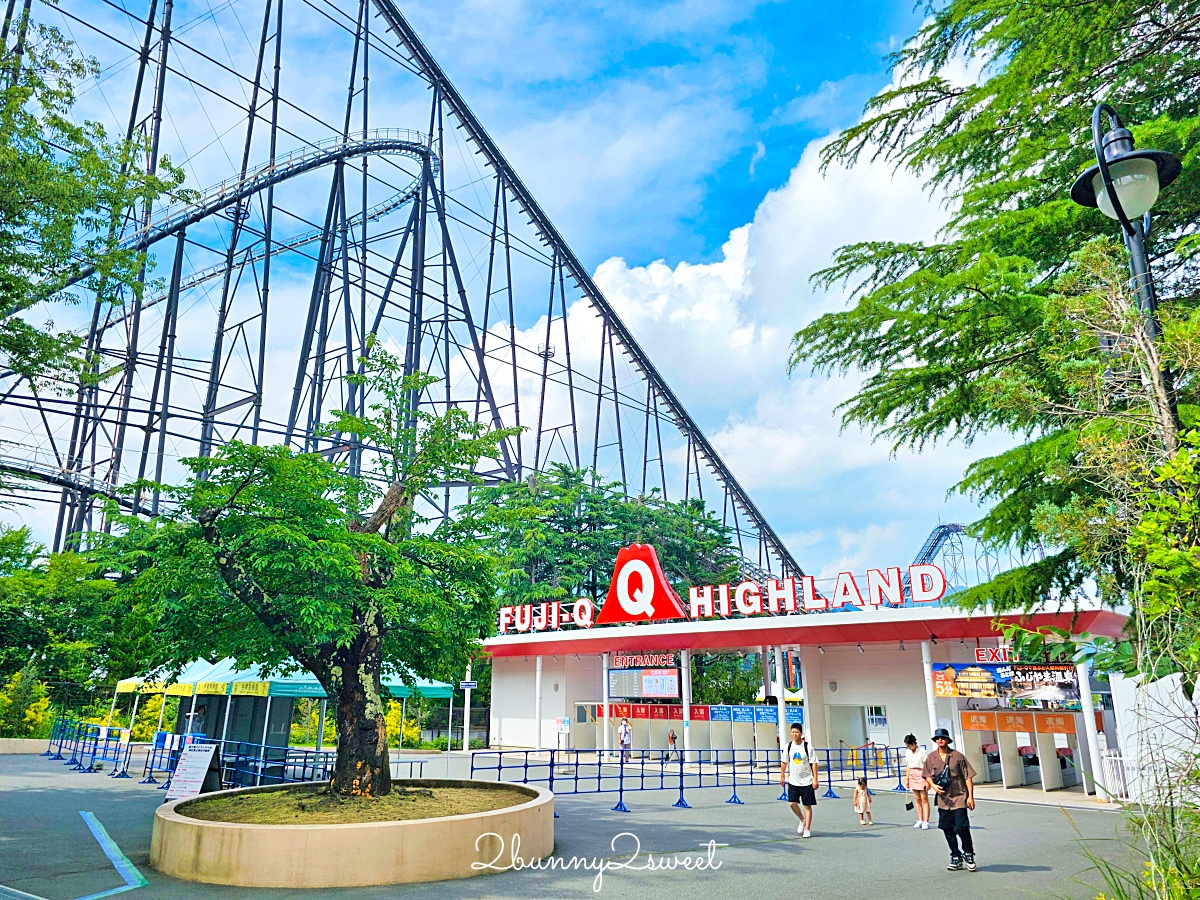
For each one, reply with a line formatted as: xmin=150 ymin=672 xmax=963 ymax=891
xmin=617 ymin=717 xmax=632 ymax=762
xmin=779 ymin=721 xmax=819 ymax=837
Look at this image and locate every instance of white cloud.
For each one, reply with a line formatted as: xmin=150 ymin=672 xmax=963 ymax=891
xmin=588 ymin=124 xmax=1015 ymax=573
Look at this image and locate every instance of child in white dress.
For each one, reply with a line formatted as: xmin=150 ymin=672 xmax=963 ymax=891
xmin=853 ymin=777 xmax=873 ymax=825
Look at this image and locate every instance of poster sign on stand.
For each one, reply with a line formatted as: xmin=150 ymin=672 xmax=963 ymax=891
xmin=165 ymin=744 xmax=220 ymax=800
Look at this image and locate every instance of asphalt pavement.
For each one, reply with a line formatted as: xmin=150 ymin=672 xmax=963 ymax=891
xmin=0 ymin=753 xmax=1140 ymax=900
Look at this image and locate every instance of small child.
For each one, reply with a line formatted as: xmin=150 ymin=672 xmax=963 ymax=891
xmin=853 ymin=777 xmax=873 ymax=825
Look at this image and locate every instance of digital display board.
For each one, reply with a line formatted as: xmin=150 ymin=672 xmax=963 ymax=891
xmin=607 ymin=667 xmax=680 ymax=699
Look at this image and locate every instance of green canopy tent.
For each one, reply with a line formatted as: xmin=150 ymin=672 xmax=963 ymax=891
xmin=152 ymin=660 xmax=451 ymax=748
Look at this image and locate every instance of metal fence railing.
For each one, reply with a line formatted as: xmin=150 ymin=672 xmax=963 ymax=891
xmin=469 ymin=746 xmax=911 ymax=811
xmin=43 ymin=716 xmax=429 ymax=792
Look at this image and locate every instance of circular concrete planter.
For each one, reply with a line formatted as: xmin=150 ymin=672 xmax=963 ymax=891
xmin=151 ymin=779 xmax=553 ymax=888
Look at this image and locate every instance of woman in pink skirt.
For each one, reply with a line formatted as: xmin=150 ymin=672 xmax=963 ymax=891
xmin=904 ymin=734 xmax=931 ymax=829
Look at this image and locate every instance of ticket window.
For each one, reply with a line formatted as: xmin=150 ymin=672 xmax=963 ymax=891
xmin=630 ymin=706 xmax=651 ymax=756
xmin=995 ymin=712 xmax=1033 ymax=788
xmin=1034 ymin=712 xmax=1079 ymax=791
xmin=754 ymin=710 xmax=779 ymax=764
xmin=688 ymin=707 xmax=712 ymax=762
xmin=958 ymin=711 xmax=996 ymax=784
xmin=648 ymin=712 xmax=670 ymax=755
xmin=708 ymin=709 xmax=733 ymax=763
xmin=732 ymin=708 xmax=756 ymax=757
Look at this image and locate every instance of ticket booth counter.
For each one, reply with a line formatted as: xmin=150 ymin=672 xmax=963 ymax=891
xmin=754 ymin=706 xmax=779 ymax=763
xmin=630 ymin=705 xmax=652 ymax=755
xmin=995 ymin=711 xmax=1034 ymax=787
xmin=709 ymin=706 xmax=734 ymax=762
xmin=648 ymin=705 xmax=670 ymax=753
xmin=958 ymin=711 xmax=997 ymax=783
xmin=1033 ymin=711 xmax=1079 ymax=791
xmin=688 ymin=705 xmax=711 ymax=762
xmin=732 ymin=706 xmax=756 ymax=758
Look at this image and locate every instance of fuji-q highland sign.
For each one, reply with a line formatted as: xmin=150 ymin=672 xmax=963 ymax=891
xmin=497 ymin=543 xmax=948 ymax=635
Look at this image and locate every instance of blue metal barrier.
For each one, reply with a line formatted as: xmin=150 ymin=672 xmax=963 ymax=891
xmin=40 ymin=719 xmax=426 ymax=793
xmin=469 ymin=744 xmax=910 ymax=810
xmin=470 ymin=747 xmax=789 ymax=810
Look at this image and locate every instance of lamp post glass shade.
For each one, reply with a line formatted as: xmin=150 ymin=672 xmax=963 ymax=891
xmin=1070 ymin=107 xmax=1181 ymax=223
xmin=1092 ymin=157 xmax=1160 ymax=220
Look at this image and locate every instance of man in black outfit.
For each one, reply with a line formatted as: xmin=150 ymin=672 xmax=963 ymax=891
xmin=922 ymin=728 xmax=978 ymax=871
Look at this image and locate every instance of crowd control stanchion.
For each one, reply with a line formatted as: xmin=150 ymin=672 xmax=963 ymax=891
xmin=821 ymin=750 xmax=839 ymax=798
xmin=892 ymin=747 xmax=908 ymax=792
xmin=611 ymin=755 xmax=629 ymax=812
xmin=42 ymin=718 xmax=63 ymax=756
xmin=672 ymin=750 xmax=690 ymax=809
xmin=549 ymin=751 xmax=559 ymax=818
xmin=726 ymin=750 xmax=743 ymax=804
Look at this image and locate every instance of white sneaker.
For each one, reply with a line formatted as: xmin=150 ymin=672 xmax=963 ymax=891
xmin=913 ymin=821 xmax=922 ymax=828
xmin=797 ymin=822 xmax=804 ymax=834
xmin=921 ymin=821 xmax=931 ymax=830
xmin=802 ymin=829 xmax=811 ymax=838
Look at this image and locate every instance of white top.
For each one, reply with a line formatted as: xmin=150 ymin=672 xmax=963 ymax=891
xmin=617 ymin=723 xmax=632 ymax=745
xmin=905 ymin=747 xmax=929 ymax=769
xmin=785 ymin=739 xmax=818 ymax=786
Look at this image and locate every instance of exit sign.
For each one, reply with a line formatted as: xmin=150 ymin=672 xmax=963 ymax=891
xmin=975 ymin=647 xmax=1013 ymax=663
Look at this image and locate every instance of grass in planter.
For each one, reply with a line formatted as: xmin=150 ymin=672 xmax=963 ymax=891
xmin=179 ymin=784 xmax=531 ymax=825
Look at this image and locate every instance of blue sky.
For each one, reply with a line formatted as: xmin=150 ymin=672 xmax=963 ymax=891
xmin=405 ymin=0 xmax=923 ymax=268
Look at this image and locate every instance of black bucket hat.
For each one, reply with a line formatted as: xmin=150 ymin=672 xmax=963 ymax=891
xmin=932 ymin=728 xmax=953 ymax=743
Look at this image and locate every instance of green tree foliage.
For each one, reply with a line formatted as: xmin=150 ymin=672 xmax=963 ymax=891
xmin=456 ymin=463 xmax=741 ymax=605
xmin=789 ymin=0 xmax=1200 ymax=619
xmin=0 ymin=525 xmax=155 ymax=685
xmin=102 ymin=353 xmax=516 ymax=796
xmin=0 ymin=9 xmax=183 ymax=379
xmin=0 ymin=660 xmax=51 ymax=737
xmin=690 ymin=653 xmax=759 ymax=705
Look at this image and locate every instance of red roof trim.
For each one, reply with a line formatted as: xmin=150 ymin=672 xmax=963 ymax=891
xmin=481 ymin=608 xmax=1126 ymax=658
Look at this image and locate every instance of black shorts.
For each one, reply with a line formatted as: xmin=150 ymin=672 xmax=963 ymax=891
xmin=787 ymin=784 xmax=817 ymax=806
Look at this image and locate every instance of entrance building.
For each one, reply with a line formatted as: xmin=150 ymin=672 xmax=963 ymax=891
xmin=484 ymin=593 xmax=1126 ymax=796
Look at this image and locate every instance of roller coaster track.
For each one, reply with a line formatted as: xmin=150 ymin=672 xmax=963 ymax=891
xmin=66 ymin=130 xmax=436 ymax=288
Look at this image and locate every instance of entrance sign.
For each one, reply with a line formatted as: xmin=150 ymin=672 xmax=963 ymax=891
xmin=165 ymin=744 xmax=218 ymax=800
xmin=612 ymin=652 xmax=676 ymax=667
xmin=459 ymin=681 xmax=477 ymax=690
xmin=594 ymin=544 xmax=688 ymax=625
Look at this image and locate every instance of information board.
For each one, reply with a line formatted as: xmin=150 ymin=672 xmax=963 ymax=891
xmin=709 ymin=705 xmax=732 ymax=722
xmin=732 ymin=705 xmax=756 ymax=723
xmin=165 ymin=744 xmax=218 ymax=800
xmin=607 ymin=667 xmax=680 ymax=699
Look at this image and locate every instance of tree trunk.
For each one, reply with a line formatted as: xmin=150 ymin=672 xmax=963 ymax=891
xmin=328 ymin=620 xmax=390 ymax=796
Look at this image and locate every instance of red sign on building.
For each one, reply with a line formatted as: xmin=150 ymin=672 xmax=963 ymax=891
xmin=594 ymin=544 xmax=688 ymax=626
xmin=632 ymin=704 xmax=649 ymax=719
xmin=649 ymin=705 xmax=668 ymax=720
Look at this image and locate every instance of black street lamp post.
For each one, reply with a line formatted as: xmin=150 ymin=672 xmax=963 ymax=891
xmin=1071 ymin=103 xmax=1181 ymax=336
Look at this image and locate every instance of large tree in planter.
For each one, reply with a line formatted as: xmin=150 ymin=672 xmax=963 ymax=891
xmin=104 ymin=355 xmax=515 ymax=796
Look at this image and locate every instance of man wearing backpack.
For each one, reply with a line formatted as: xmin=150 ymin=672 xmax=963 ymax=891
xmin=779 ymin=721 xmax=819 ymax=837
xmin=923 ymin=728 xmax=978 ymax=872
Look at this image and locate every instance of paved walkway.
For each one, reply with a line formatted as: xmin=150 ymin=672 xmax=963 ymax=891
xmin=0 ymin=754 xmax=1139 ymax=899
